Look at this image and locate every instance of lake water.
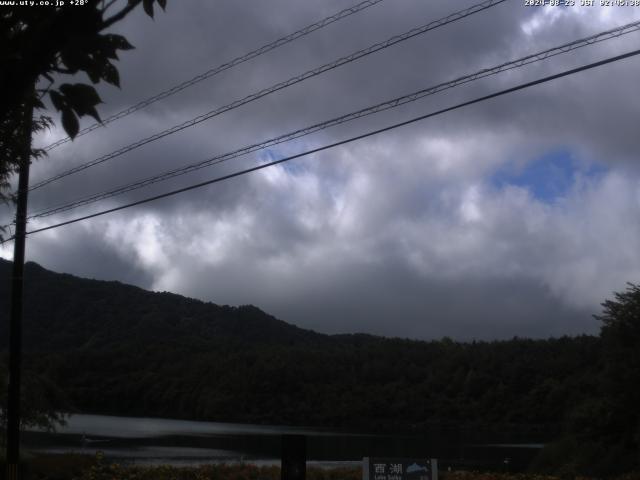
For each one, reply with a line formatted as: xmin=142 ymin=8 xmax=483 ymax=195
xmin=23 ymin=414 xmax=544 ymax=470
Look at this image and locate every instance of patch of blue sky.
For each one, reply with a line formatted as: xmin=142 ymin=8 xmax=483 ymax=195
xmin=257 ymin=145 xmax=310 ymax=176
xmin=258 ymin=148 xmax=279 ymax=164
xmin=490 ymin=148 xmax=607 ymax=203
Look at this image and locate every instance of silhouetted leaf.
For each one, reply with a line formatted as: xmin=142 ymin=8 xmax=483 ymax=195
xmin=84 ymin=105 xmax=101 ymax=123
xmin=59 ymin=83 xmax=102 ymax=108
xmin=104 ymin=33 xmax=134 ymax=51
xmin=59 ymin=84 xmax=102 ymax=122
xmin=49 ymin=90 xmax=65 ymax=111
xmin=61 ymin=109 xmax=79 ymax=138
xmin=96 ymin=36 xmax=119 ymax=60
xmin=143 ymin=0 xmax=154 ymax=18
xmin=0 ymin=0 xmax=169 ymax=205
xmin=59 ymin=46 xmax=84 ymax=73
xmin=33 ymin=97 xmax=45 ymax=110
xmin=84 ymin=63 xmax=101 ymax=83
xmin=101 ymin=63 xmax=120 ymax=88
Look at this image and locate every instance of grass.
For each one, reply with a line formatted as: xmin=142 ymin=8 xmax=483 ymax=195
xmin=2 ymin=454 xmax=640 ymax=480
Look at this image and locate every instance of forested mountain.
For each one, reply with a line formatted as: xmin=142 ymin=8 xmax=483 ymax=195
xmin=0 ymin=258 xmax=598 ymax=429
xmin=1 ymin=259 xmax=637 ymax=474
xmin=0 ymin=259 xmax=324 ymax=352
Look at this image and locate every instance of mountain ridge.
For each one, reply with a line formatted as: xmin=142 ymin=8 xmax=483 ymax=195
xmin=2 ymin=258 xmax=637 ymax=476
xmin=0 ymin=257 xmax=328 ymax=352
xmin=0 ymin=257 xmax=600 ymax=437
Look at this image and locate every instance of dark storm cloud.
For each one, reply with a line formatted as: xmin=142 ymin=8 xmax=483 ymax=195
xmin=27 ymin=225 xmax=155 ymax=289
xmin=175 ymin=252 xmax=595 ymax=341
xmin=3 ymin=0 xmax=640 ymax=339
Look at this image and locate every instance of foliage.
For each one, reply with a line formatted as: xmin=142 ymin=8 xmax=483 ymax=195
xmin=5 ymin=452 xmax=97 ymax=479
xmin=0 ymin=100 xmax=51 ymax=241
xmin=38 ymin=456 xmax=360 ymax=480
xmin=441 ymin=473 xmax=563 ymax=480
xmin=2 ymin=260 xmax=640 ymax=475
xmin=10 ymin=454 xmax=640 ymax=480
xmin=0 ymin=354 xmax=70 ymax=446
xmin=0 ymin=0 xmax=168 ymax=206
xmin=71 ymin=460 xmax=282 ymax=480
xmin=13 ymin=456 xmax=360 ymax=480
xmin=0 ymin=259 xmax=600 ymax=436
xmin=534 ymin=283 xmax=640 ymax=477
xmin=590 ymin=283 xmax=640 ymax=473
xmin=597 ymin=283 xmax=640 ymax=425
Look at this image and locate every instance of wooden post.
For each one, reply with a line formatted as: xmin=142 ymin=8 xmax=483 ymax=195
xmin=281 ymin=434 xmax=306 ymax=480
xmin=5 ymin=90 xmax=34 ymax=480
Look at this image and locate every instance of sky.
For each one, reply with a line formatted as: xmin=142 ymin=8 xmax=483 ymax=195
xmin=3 ymin=0 xmax=640 ymax=340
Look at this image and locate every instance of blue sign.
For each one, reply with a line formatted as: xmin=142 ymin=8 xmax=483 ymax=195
xmin=363 ymin=458 xmax=438 ymax=480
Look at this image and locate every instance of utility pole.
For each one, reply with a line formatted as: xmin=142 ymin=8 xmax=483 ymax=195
xmin=5 ymin=89 xmax=34 ymax=480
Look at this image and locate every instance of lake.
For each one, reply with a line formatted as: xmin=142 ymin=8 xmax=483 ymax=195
xmin=23 ymin=414 xmax=544 ymax=470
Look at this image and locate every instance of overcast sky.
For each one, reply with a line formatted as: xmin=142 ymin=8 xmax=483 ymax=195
xmin=3 ymin=0 xmax=640 ymax=340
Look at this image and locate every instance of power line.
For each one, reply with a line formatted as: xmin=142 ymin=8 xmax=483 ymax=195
xmin=18 ymin=47 xmax=640 ymax=239
xmin=30 ymin=0 xmax=507 ymax=191
xmin=27 ymin=20 xmax=640 ymax=220
xmin=41 ymin=0 xmax=387 ymax=152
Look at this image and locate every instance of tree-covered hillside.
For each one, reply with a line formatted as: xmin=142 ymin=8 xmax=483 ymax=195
xmin=1 ymin=259 xmax=638 ymax=475
xmin=0 ymin=258 xmax=598 ymax=431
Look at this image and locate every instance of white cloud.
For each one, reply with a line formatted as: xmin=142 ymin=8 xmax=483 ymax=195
xmin=9 ymin=0 xmax=640 ymax=339
xmin=521 ymin=5 xmax=566 ymax=37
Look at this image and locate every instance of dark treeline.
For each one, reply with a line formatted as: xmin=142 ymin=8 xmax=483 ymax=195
xmin=24 ymin=331 xmax=601 ymax=433
xmin=1 ymin=259 xmax=638 ymax=475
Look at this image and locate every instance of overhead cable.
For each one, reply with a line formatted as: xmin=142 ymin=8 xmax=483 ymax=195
xmin=17 ymin=47 xmax=640 ymax=239
xmin=42 ymin=0 xmax=388 ymax=152
xmin=27 ymin=20 xmax=640 ymax=220
xmin=30 ymin=0 xmax=507 ymax=191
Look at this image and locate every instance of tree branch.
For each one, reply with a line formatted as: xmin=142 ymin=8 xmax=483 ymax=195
xmin=37 ymin=77 xmax=54 ymax=100
xmin=101 ymin=0 xmax=120 ymax=13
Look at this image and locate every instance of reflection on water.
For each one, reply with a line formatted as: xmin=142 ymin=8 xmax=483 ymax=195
xmin=50 ymin=414 xmax=355 ymax=439
xmin=24 ymin=414 xmax=544 ymax=470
